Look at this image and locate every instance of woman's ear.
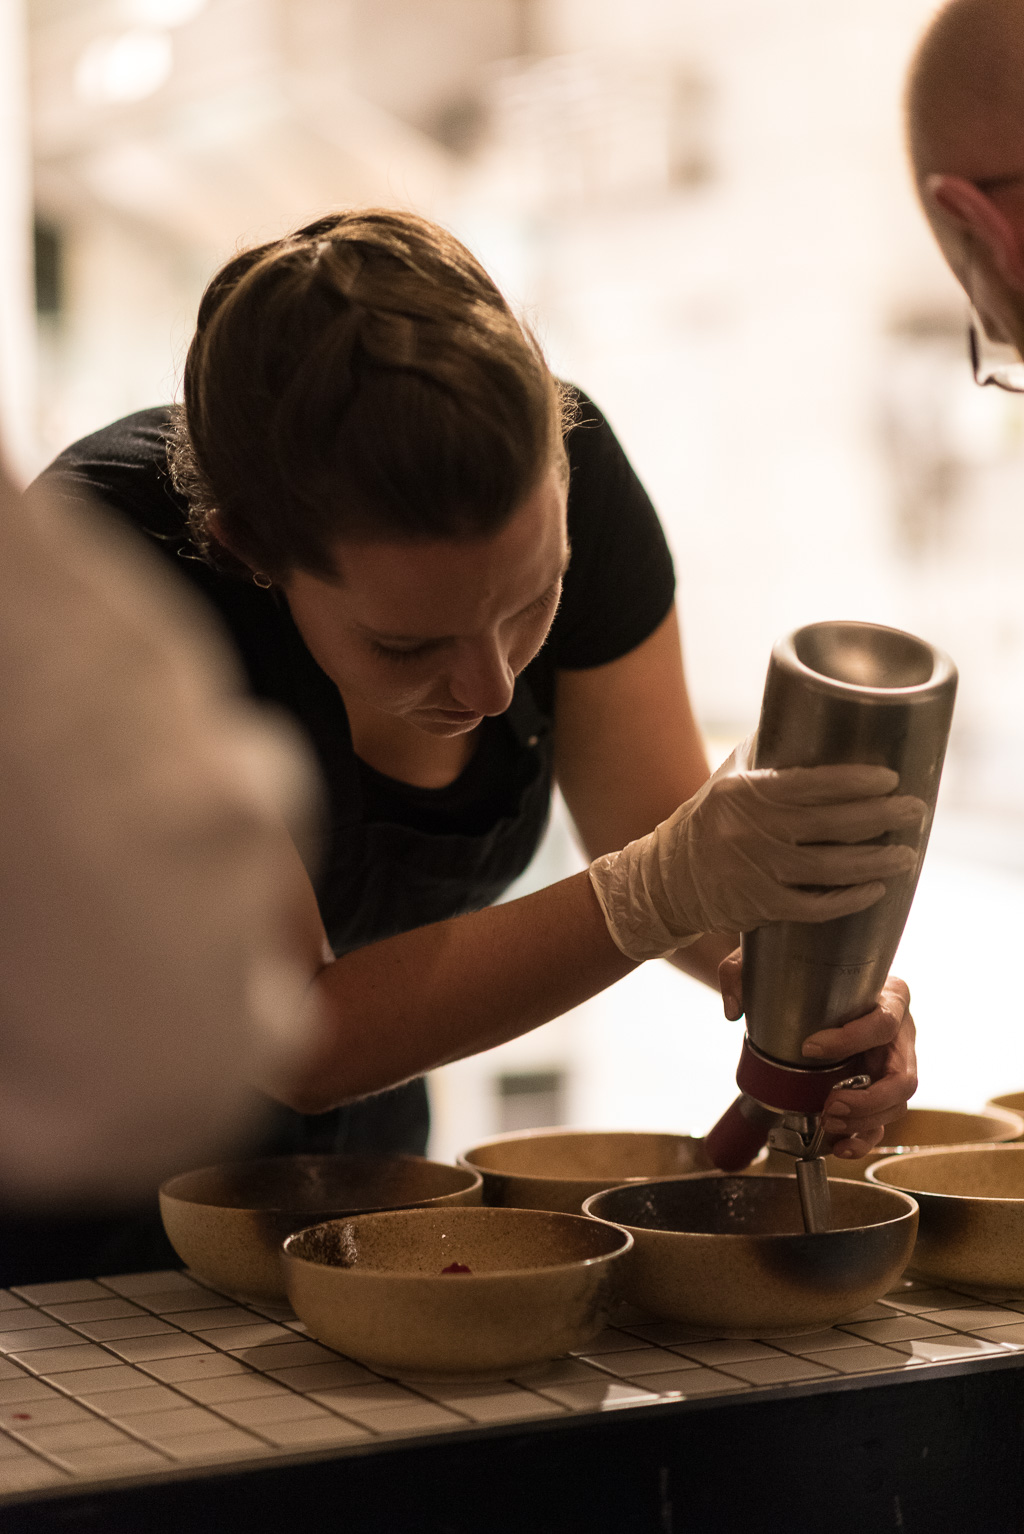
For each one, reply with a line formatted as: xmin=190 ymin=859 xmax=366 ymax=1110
xmin=207 ymin=514 xmax=278 ymax=587
xmin=207 ymin=512 xmax=246 ymax=567
xmin=926 ymin=173 xmax=1024 ymax=290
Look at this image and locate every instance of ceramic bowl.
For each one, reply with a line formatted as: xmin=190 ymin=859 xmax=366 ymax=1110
xmin=986 ymin=1093 xmax=1024 ymax=1137
xmin=458 ymin=1128 xmax=721 ymax=1214
xmin=868 ymin=1144 xmax=1024 ymax=1289
xmin=282 ymin=1204 xmax=633 ymax=1376
xmin=583 ymin=1174 xmax=918 ymax=1337
xmin=758 ymin=1105 xmax=1024 ymax=1182
xmin=159 ymin=1154 xmax=482 ymax=1301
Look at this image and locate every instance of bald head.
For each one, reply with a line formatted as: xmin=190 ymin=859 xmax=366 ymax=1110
xmin=908 ymin=0 xmax=1024 ymax=189
xmin=904 ymin=0 xmax=1024 ymax=347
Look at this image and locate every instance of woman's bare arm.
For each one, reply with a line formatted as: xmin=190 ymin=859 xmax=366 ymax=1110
xmin=277 ymin=867 xmax=635 ymax=1113
xmin=553 ymin=607 xmax=738 ymax=987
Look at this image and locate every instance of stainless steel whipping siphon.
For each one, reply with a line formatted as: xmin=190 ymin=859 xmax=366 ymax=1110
xmin=703 ymin=620 xmax=958 ymax=1232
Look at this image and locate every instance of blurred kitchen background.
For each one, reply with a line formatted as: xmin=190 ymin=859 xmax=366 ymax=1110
xmin=4 ymin=0 xmax=1024 ymax=1156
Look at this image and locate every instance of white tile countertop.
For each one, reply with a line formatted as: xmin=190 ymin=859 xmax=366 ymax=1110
xmin=0 ymin=1268 xmax=1022 ymax=1501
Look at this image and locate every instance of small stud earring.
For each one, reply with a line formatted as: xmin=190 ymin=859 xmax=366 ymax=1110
xmin=252 ymin=571 xmax=272 ymax=589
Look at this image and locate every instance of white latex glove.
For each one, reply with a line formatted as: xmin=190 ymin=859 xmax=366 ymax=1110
xmin=588 ymin=740 xmax=927 ymax=962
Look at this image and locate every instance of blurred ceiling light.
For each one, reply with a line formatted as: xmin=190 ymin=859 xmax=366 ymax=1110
xmin=121 ymin=0 xmax=208 ymax=27
xmin=74 ymin=30 xmax=174 ymax=106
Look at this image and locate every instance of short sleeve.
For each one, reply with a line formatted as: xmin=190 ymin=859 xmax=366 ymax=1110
xmin=545 ymin=386 xmax=675 ymax=671
xmin=36 ymin=408 xmax=187 ymax=543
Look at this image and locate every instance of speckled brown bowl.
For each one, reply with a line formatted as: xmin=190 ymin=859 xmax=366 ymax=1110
xmin=986 ymin=1093 xmax=1024 ymax=1137
xmin=758 ymin=1105 xmax=1024 ymax=1182
xmin=458 ymin=1129 xmax=723 ymax=1214
xmin=583 ymin=1174 xmax=918 ymax=1337
xmin=282 ymin=1205 xmax=633 ymax=1375
xmin=159 ymin=1155 xmax=482 ymax=1302
xmin=868 ymin=1144 xmax=1024 ymax=1289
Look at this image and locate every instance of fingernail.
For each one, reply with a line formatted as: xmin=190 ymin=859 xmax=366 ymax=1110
xmin=826 ymin=1100 xmax=850 ymax=1116
xmin=835 ymin=1147 xmax=856 ymax=1159
xmin=822 ymin=1118 xmax=846 ymax=1134
xmin=802 ymin=1042 xmax=823 ymax=1058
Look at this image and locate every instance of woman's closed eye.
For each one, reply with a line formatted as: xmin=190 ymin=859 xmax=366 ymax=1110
xmin=524 ymin=580 xmax=562 ymax=619
xmin=369 ymin=638 xmax=442 ymax=663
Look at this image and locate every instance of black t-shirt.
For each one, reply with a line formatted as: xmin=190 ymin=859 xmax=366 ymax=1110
xmin=37 ymin=386 xmax=675 ymax=845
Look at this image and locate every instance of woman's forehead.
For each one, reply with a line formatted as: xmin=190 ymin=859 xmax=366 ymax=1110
xmin=300 ymin=471 xmax=569 ymax=637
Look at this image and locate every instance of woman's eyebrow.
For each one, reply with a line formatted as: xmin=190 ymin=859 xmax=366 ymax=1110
xmin=354 ymin=623 xmax=443 ymax=644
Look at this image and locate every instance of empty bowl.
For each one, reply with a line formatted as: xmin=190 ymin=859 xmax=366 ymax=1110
xmin=459 ymin=1129 xmax=717 ymax=1214
xmin=759 ymin=1105 xmax=1024 ymax=1182
xmin=282 ymin=1205 xmax=633 ymax=1376
xmin=583 ymin=1174 xmax=918 ymax=1337
xmin=159 ymin=1154 xmax=482 ymax=1301
xmin=868 ymin=1144 xmax=1024 ymax=1289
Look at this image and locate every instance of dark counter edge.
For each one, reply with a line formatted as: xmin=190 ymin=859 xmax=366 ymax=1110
xmin=3 ymin=1347 xmax=1023 ymax=1534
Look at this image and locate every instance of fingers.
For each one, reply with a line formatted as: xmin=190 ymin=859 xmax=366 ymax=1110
xmin=750 ymin=879 xmax=889 ymax=926
xmin=796 ymin=974 xmax=918 ymax=1159
xmin=777 ymin=796 xmax=927 ymax=846
xmin=823 ymin=1077 xmax=912 ymax=1154
xmin=742 ymin=764 xmax=901 ymax=805
xmin=773 ymin=839 xmax=919 ymax=887
xmin=829 ymin=1125 xmax=885 ymax=1160
xmin=719 ymin=948 xmax=743 ymax=1021
xmin=814 ymin=988 xmax=918 ymax=1157
xmin=821 ymin=1063 xmax=917 ymax=1135
xmin=803 ymin=978 xmax=912 ymax=1059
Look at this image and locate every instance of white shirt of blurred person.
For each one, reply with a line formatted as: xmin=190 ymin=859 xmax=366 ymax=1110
xmin=908 ymin=0 xmax=1024 ymax=393
xmin=0 ymin=456 xmax=322 ymax=1209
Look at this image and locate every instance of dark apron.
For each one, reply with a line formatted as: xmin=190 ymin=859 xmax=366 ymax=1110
xmin=0 ymin=678 xmax=553 ymax=1284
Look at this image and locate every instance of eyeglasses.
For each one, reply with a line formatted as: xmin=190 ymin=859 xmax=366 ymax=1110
xmin=969 ymin=303 xmax=1024 ymax=392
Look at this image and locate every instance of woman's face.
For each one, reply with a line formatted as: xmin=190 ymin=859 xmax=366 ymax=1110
xmin=282 ymin=465 xmax=570 ymax=737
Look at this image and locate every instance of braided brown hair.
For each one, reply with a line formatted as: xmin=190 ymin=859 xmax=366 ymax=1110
xmin=169 ymin=209 xmax=573 ymax=581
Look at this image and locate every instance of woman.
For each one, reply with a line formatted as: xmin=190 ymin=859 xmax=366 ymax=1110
xmin=36 ymin=210 xmax=920 ymax=1275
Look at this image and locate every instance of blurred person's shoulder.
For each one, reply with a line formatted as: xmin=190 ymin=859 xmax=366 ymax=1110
xmin=31 ymin=409 xmax=258 ymax=639
xmin=3 ymin=438 xmax=239 ymax=723
xmin=0 ymin=458 xmax=323 ymax=1202
xmin=34 ymin=406 xmax=183 ymax=541
xmin=0 ymin=454 xmax=322 ymax=883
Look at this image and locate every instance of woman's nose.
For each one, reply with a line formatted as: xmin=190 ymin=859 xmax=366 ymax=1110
xmin=449 ymin=642 xmax=515 ymax=716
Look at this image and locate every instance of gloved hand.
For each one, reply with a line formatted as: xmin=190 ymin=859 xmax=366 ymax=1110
xmin=587 ymin=740 xmax=927 ymax=962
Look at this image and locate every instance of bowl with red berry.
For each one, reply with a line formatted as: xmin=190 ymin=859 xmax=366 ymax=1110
xmin=282 ymin=1205 xmax=632 ymax=1375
